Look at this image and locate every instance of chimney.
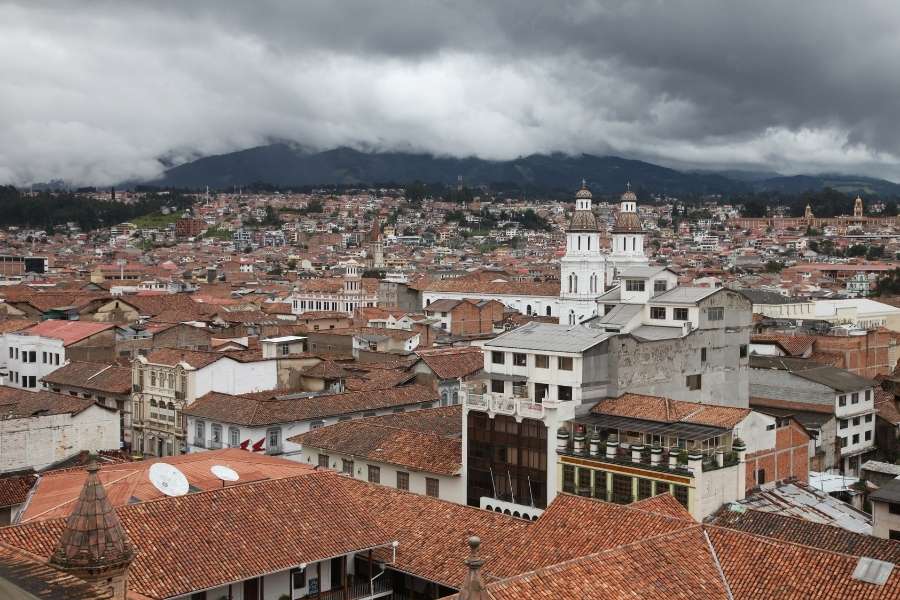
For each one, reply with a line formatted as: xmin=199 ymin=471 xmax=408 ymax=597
xmin=48 ymin=461 xmax=135 ymax=600
xmin=458 ymin=536 xmax=487 ymax=600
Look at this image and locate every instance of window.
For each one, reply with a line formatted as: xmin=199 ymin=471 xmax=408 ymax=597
xmin=625 ymin=279 xmax=645 ymax=292
xmin=889 ymin=503 xmax=900 ymax=516
xmin=838 ymin=395 xmax=847 ymax=407
xmin=397 ymin=471 xmax=409 ymax=491
xmin=318 ymin=454 xmax=330 ymax=468
xmin=41 ymin=351 xmax=47 ymax=364
xmin=7 ymin=348 xmax=11 ymax=359
xmin=195 ymin=421 xmax=205 ymax=447
xmin=865 ymin=414 xmax=873 ymax=423
xmin=150 ymin=371 xmax=157 ymax=387
xmin=673 ymin=485 xmax=689 ymax=508
xmin=577 ymin=468 xmax=591 ymax=497
xmin=593 ymin=470 xmax=607 ymax=501
xmin=866 ymin=389 xmax=872 ymax=402
xmin=840 ymin=437 xmax=848 ymax=448
xmin=890 ymin=530 xmax=900 ymax=541
xmin=558 ymin=356 xmax=573 ymax=371
xmin=367 ymin=465 xmax=381 ymax=484
xmin=650 ymin=306 xmax=666 ymax=320
xmin=701 ymin=348 xmax=707 ymax=363
xmin=426 ymin=477 xmax=439 ymax=498
xmin=740 ymin=344 xmax=748 ymax=358
xmin=851 ymin=392 xmax=859 ymax=404
xmin=852 ymin=433 xmax=859 ymax=444
xmin=211 ymin=424 xmax=222 ymax=448
xmin=865 ymin=430 xmax=872 ymax=441
xmin=673 ymin=308 xmax=689 ymax=321
xmin=310 ymin=420 xmax=325 ymax=429
xmin=291 ymin=568 xmax=306 ymax=590
xmin=839 ymin=419 xmax=848 ymax=429
xmin=852 ymin=417 xmax=860 ymax=426
xmin=266 ymin=428 xmax=282 ymax=454
xmin=612 ymin=474 xmax=633 ymax=504
xmin=491 ymin=379 xmax=505 ymax=394
xmin=535 ymin=354 xmax=549 ymax=369
xmin=756 ymin=469 xmax=766 ymax=486
xmin=512 ymin=353 xmax=527 ymax=367
xmin=562 ymin=465 xmax=576 ymax=493
xmin=638 ymin=478 xmax=653 ymax=500
xmin=342 ymin=459 xmax=354 ymax=475
xmin=686 ymin=374 xmax=702 ymax=390
xmin=558 ymin=385 xmax=573 ymax=401
xmin=491 ymin=351 xmax=505 ymax=365
xmin=654 ymin=279 xmax=667 ymax=293
xmin=229 ymin=427 xmax=240 ymax=447
xmin=708 ymin=307 xmax=724 ymax=321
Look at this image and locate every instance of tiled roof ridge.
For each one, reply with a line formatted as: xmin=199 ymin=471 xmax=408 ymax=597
xmin=555 ymin=492 xmax=700 ymax=526
xmin=703 ymin=521 xmax=899 ymax=562
xmin=309 ymin=418 xmax=459 ymax=441
xmin=22 ymin=469 xmax=141 ymax=524
xmin=483 ymin=525 xmax=704 ymax=586
xmin=717 ymin=503 xmax=886 ymax=542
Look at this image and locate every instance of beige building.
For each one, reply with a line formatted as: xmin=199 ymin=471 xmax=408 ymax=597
xmin=870 ymin=478 xmax=900 ymax=540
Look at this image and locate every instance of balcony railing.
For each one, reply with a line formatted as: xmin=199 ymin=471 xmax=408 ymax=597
xmin=310 ymin=577 xmax=392 ymax=600
xmin=463 ymin=389 xmax=575 ymax=421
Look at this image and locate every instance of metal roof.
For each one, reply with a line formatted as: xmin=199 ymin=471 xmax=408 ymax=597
xmin=485 ymin=322 xmax=610 ymax=353
xmin=617 ymin=266 xmax=672 ymax=279
xmin=595 ymin=303 xmax=642 ymax=326
xmin=750 ymin=355 xmax=874 ymax=392
xmin=651 ymin=286 xmax=720 ymax=304
xmin=577 ymin=413 xmax=728 ymax=441
xmin=869 ymin=478 xmax=900 ymax=504
xmin=629 ymin=325 xmax=684 ymax=341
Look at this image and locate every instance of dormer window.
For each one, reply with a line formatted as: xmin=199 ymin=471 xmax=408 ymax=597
xmin=625 ymin=280 xmax=645 ymax=292
xmin=654 ymin=280 xmax=667 ymax=293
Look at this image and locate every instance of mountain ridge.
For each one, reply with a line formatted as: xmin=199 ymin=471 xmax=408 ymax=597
xmin=149 ymin=143 xmax=900 ymax=196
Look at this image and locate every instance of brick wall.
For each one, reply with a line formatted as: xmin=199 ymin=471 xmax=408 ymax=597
xmin=745 ymin=418 xmax=810 ymax=490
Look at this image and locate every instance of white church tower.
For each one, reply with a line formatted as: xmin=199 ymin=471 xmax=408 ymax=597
xmin=559 ymin=181 xmax=607 ymax=325
xmin=607 ymin=183 xmax=648 ymax=284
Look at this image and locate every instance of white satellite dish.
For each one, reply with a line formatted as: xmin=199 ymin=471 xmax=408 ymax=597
xmin=148 ymin=463 xmax=189 ymax=497
xmin=211 ymin=465 xmax=240 ymax=482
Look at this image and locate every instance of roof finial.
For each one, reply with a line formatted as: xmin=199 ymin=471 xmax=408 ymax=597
xmin=626 ymin=181 xmax=632 ymax=192
xmin=459 ymin=536 xmax=487 ymax=599
xmin=581 ymin=178 xmax=587 ymax=189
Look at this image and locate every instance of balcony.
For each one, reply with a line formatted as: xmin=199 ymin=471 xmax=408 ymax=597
xmin=462 ymin=387 xmax=575 ymax=422
xmin=310 ymin=577 xmax=392 ymax=600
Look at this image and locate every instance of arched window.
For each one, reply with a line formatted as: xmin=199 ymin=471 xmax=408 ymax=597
xmin=546 ymin=306 xmax=552 ymax=316
xmin=632 ymin=237 xmax=636 ymax=251
xmin=587 ymin=236 xmax=591 ymax=250
xmin=441 ymin=391 xmax=449 ymax=406
xmin=577 ymin=236 xmax=581 ymax=251
xmin=526 ymin=305 xmax=532 ymax=316
xmin=569 ymin=310 xmax=575 ymax=325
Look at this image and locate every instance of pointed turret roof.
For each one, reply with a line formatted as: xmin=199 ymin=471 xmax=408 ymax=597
xmin=48 ymin=461 xmax=135 ymax=575
xmin=458 ymin=536 xmax=487 ymax=600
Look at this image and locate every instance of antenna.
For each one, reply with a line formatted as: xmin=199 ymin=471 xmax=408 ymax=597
xmin=210 ymin=465 xmax=239 ymax=488
xmin=148 ymin=463 xmax=189 ymax=497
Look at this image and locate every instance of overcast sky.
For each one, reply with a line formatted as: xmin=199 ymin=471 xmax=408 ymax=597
xmin=3 ymin=1 xmax=900 ymax=185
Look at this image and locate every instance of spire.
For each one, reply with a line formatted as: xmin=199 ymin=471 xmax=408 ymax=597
xmin=49 ymin=461 xmax=135 ymax=578
xmin=459 ymin=536 xmax=487 ymax=600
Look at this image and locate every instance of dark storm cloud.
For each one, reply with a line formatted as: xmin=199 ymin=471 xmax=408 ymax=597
xmin=2 ymin=1 xmax=899 ymax=185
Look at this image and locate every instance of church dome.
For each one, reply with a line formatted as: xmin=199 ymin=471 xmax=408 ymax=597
xmin=575 ymin=183 xmax=593 ymax=200
xmin=568 ymin=210 xmax=599 ymax=232
xmin=613 ymin=211 xmax=642 ymax=233
xmin=620 ymin=189 xmax=638 ymax=203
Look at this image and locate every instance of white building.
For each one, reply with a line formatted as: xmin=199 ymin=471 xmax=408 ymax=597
xmin=288 ymin=260 xmax=379 ymax=316
xmin=131 ymin=349 xmax=278 ymax=457
xmin=2 ymin=321 xmax=115 ymax=390
xmin=0 ymin=388 xmax=120 ymax=474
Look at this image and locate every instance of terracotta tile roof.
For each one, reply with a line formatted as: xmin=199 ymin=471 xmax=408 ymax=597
xmin=300 ymin=359 xmax=348 ymax=380
xmin=709 ymin=507 xmax=900 ymax=563
xmin=463 ymin=527 xmax=727 ymax=600
xmin=0 ymin=471 xmax=393 ymax=600
xmin=591 ymin=393 xmax=751 ymax=429
xmin=414 ymin=347 xmax=484 ymax=380
xmin=18 ymin=320 xmax=114 ymax=346
xmin=19 ymin=448 xmax=314 ymax=522
xmin=0 ymin=542 xmax=113 ymax=600
xmin=124 ymin=293 xmax=210 ymax=317
xmin=290 ymin=413 xmax=461 ymax=476
xmin=0 ymin=318 xmax=37 ymax=334
xmin=355 ymin=404 xmax=462 ymax=437
xmin=875 ymin=388 xmax=900 ymax=425
xmin=750 ymin=396 xmax=835 ymax=415
xmin=422 ymin=279 xmax=560 ymax=297
xmin=490 ymin=493 xmax=698 ymax=578
xmin=708 ymin=525 xmax=900 ymax=599
xmin=141 ymin=348 xmax=223 ymax=369
xmin=41 ymin=361 xmax=132 ymax=395
xmin=182 ymin=384 xmax=439 ymax=426
xmin=629 ymin=492 xmax=695 ymax=521
xmin=751 ymin=334 xmax=816 ymax=357
xmin=0 ymin=473 xmax=37 ymax=508
xmin=0 ymin=388 xmax=104 ymax=420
